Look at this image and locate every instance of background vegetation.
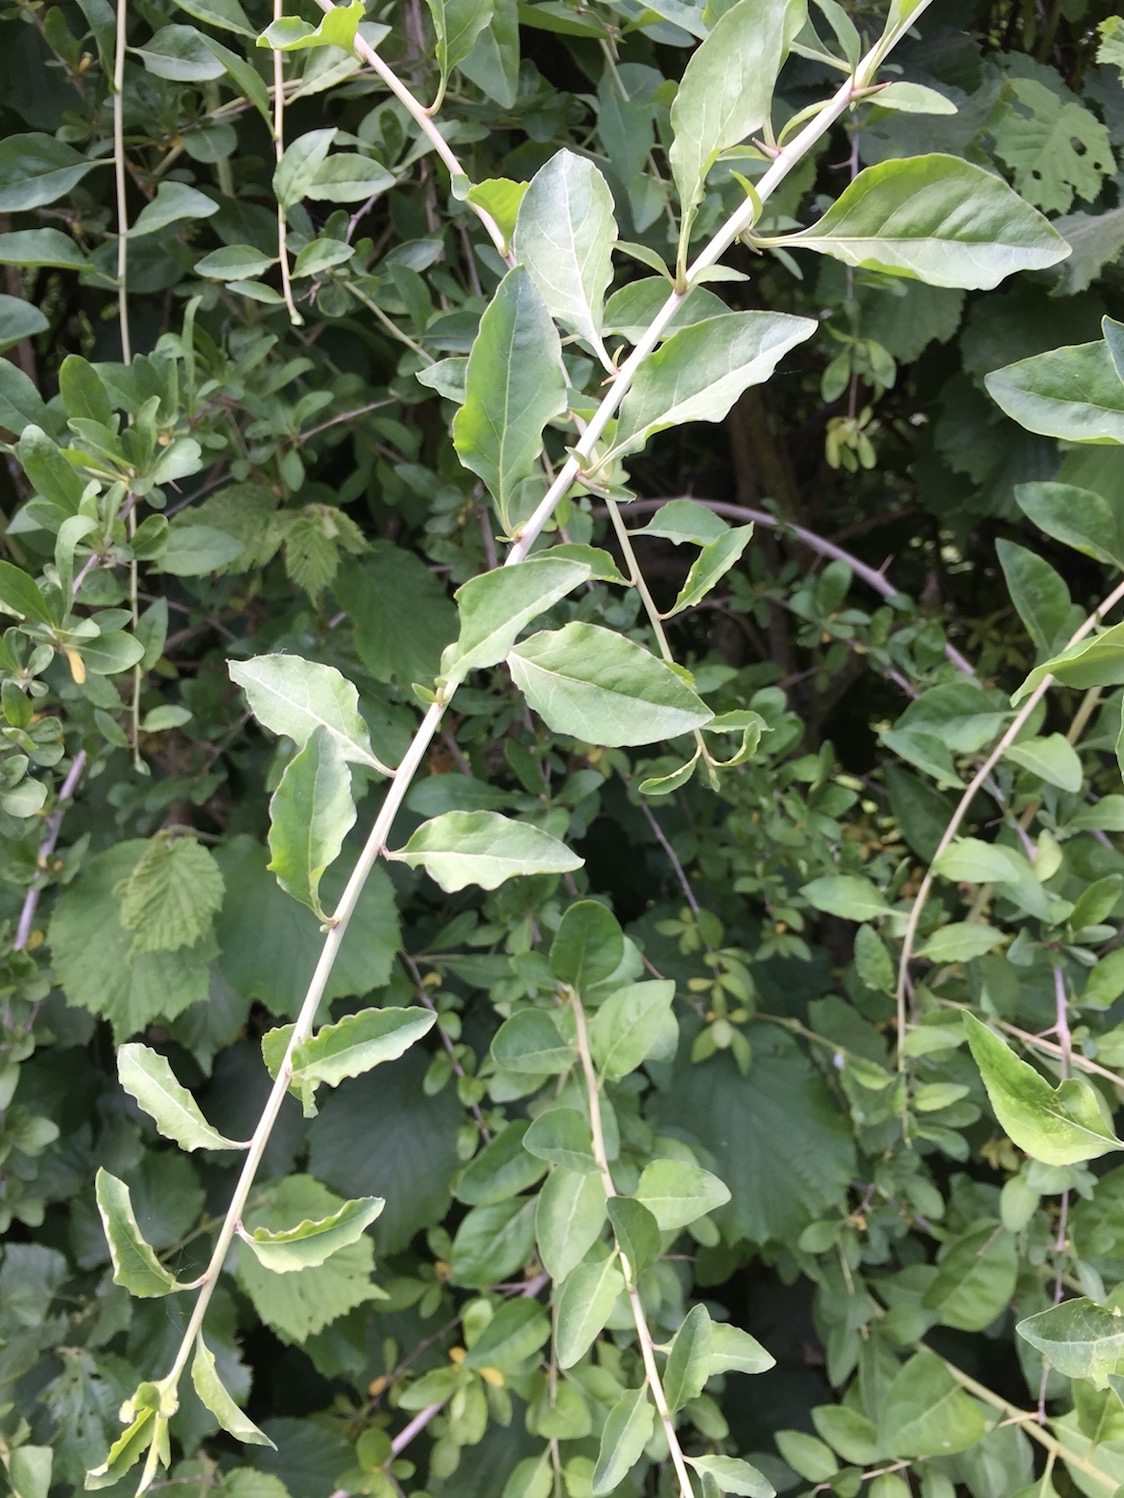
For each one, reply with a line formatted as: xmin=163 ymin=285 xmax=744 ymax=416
xmin=5 ymin=0 xmax=1124 ymax=1495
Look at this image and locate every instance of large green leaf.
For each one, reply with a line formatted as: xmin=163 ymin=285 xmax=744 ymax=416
xmin=608 ymin=313 xmax=816 ymax=460
xmin=397 ymin=809 xmax=583 ymax=891
xmin=778 ymin=155 xmax=1068 ymax=289
xmin=117 ymin=1043 xmax=246 ymax=1152
xmin=536 ymin=1167 xmax=607 ymax=1282
xmin=876 ymin=1352 xmax=986 ymax=1457
xmin=452 ymin=266 xmax=567 ymax=533
xmin=996 ymin=539 xmax=1075 ymax=655
xmin=230 ymin=654 xmax=386 ymax=770
xmin=1015 ymin=480 xmax=1124 ymax=568
xmin=492 ymin=1009 xmax=576 ymax=1074
xmin=267 ymin=725 xmax=356 ymax=921
xmin=664 ymin=1304 xmax=713 ymax=1413
xmin=1017 ymin=1298 xmax=1124 ymax=1385
xmin=964 ymin=1014 xmax=1123 ymax=1165
xmin=550 ymin=900 xmax=625 ymax=989
xmin=1011 ymin=621 xmax=1124 ymax=706
xmin=509 ymin=622 xmax=712 ymax=746
xmin=668 ymin=0 xmax=800 ymax=249
xmin=441 ymin=555 xmax=591 ymax=680
xmin=590 ymin=1388 xmax=653 ymax=1495
xmin=985 ymin=340 xmax=1124 ymax=443
xmin=293 ymin=1007 xmax=436 ymax=1088
xmin=241 ymin=1194 xmax=383 ymax=1273
xmin=635 ymin=1157 xmax=730 ymax=1230
xmin=921 ymin=1223 xmax=1018 ymax=1331
xmin=463 ymin=1298 xmax=551 ymax=1373
xmin=513 ymin=149 xmax=617 ymax=363
xmin=556 ymin=1252 xmax=626 ymax=1369
xmin=116 ymin=833 xmax=224 ymax=956
xmin=335 ymin=543 xmax=457 ymax=689
xmin=94 ymin=1170 xmax=183 ymax=1299
xmin=422 ymin=0 xmax=494 ymax=105
xmin=0 ymin=132 xmax=101 ymax=211
xmin=588 ymin=980 xmax=675 ymax=1080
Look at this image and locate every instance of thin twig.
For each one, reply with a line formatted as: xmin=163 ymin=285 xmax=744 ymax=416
xmin=636 ymin=796 xmax=700 ymax=917
xmin=13 ymin=750 xmax=88 ymax=951
xmin=271 ymin=5 xmax=302 ymax=327
xmin=113 ymin=0 xmax=130 ymax=365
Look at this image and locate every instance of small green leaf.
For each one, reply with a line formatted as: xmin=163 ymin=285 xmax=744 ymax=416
xmin=1014 ymin=481 xmax=1124 ymax=569
xmin=536 ymin=1167 xmax=607 ymax=1282
xmin=424 ymin=0 xmax=494 ymax=105
xmin=667 ymin=525 xmax=754 ymax=614
xmin=1017 ymin=1298 xmax=1124 ymax=1386
xmin=458 ymin=1120 xmax=548 ymax=1205
xmin=778 ymin=155 xmax=1068 ymax=289
xmin=921 ymin=1222 xmax=1018 ymax=1332
xmin=0 ymin=228 xmax=87 ymax=269
xmin=94 ymin=1169 xmax=183 ymax=1298
xmin=129 ymin=180 xmax=218 ymax=237
xmin=802 ymin=875 xmax=890 ymax=921
xmin=0 ymin=561 xmax=55 ymax=626
xmin=588 ymin=980 xmax=675 ymax=1080
xmin=523 ymin=1108 xmax=598 ymax=1172
xmin=397 ymin=809 xmax=582 ymax=891
xmin=83 ymin=1403 xmax=159 ymax=1490
xmin=1012 ymin=621 xmax=1124 ymax=706
xmin=608 ymin=313 xmax=816 ymax=460
xmin=295 ymin=1007 xmax=437 ymax=1088
xmin=465 ymin=176 xmax=527 ymax=247
xmin=665 ymin=1304 xmax=713 ymax=1413
xmin=241 ymin=1194 xmax=384 ymax=1272
xmin=0 ymin=132 xmax=100 ymax=213
xmin=870 ymin=81 xmax=957 ymax=114
xmin=590 ymin=1387 xmax=653 ymax=1495
xmin=134 ymin=22 xmax=226 ymax=78
xmin=964 ymin=1013 xmax=1124 ymax=1166
xmin=635 ymin=1157 xmax=730 ymax=1230
xmin=686 ymin=1454 xmax=775 ymax=1497
xmin=463 ymin=1298 xmax=551 ymax=1372
xmin=557 ymin=1252 xmax=626 ymax=1368
xmin=709 ymin=1322 xmax=775 ymax=1375
xmin=273 ymin=128 xmax=336 ymax=212
xmin=550 ymin=900 xmax=625 ymax=989
xmin=195 ymin=244 xmax=279 ymax=280
xmin=267 ymin=725 xmax=356 ymax=920
xmin=0 ymin=296 xmax=47 ymax=353
xmin=305 ymin=153 xmax=395 ymax=204
xmin=853 ymin=924 xmax=894 ymax=993
xmin=606 ymin=1196 xmax=661 ymax=1280
xmin=452 ymin=266 xmax=567 ymax=533
xmin=492 ymin=1009 xmax=575 ymax=1074
xmin=915 ymin=923 xmax=1004 ymax=963
xmin=258 ymin=0 xmax=363 ymax=52
xmin=441 ymin=555 xmax=591 ymax=679
xmin=985 ymin=339 xmax=1124 ymax=444
xmin=996 ymin=539 xmax=1075 ymax=655
xmin=191 ymin=1334 xmax=275 ymax=1446
xmin=877 ymin=1351 xmax=986 ymax=1457
xmin=117 ymin=1043 xmax=247 ymax=1152
xmin=509 ymin=622 xmax=712 ymax=747
xmin=229 ymin=654 xmax=386 ymax=770
xmin=1003 ymin=734 xmax=1083 ymax=792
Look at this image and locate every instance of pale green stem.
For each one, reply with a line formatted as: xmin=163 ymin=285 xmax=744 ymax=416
xmin=113 ymin=0 xmax=130 ymax=365
xmin=895 ymin=574 xmax=1124 ymax=1067
xmin=271 ymin=2 xmax=302 ymax=328
xmin=571 ymin=989 xmax=695 ymax=1498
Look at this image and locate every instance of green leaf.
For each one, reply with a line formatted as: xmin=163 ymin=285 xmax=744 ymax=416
xmin=915 ymin=923 xmax=1004 ymax=963
xmin=423 ymin=0 xmax=494 ymax=106
xmin=258 ymin=0 xmax=363 ymax=53
xmin=877 ymin=1351 xmax=986 ymax=1457
xmin=709 ymin=1322 xmax=775 ymax=1375
xmin=992 ymin=77 xmax=1114 ymax=216
xmin=1012 ymin=621 xmax=1124 ymax=706
xmin=274 ymin=128 xmax=336 ymax=212
xmin=536 ymin=1167 xmax=607 ymax=1282
xmin=635 ymin=1157 xmax=730 ymax=1230
xmin=996 ymin=539 xmax=1074 ymax=655
xmin=1014 ymin=481 xmax=1124 ymax=568
xmin=117 ymin=834 xmax=224 ymax=956
xmin=397 ymin=809 xmax=582 ymax=891
xmin=190 ymin=1335 xmax=275 ymax=1447
xmin=50 ymin=841 xmax=216 ymax=1040
xmin=465 ymin=176 xmax=528 ymax=248
xmin=452 ymin=267 xmax=567 ymax=533
xmin=1003 ymin=733 xmax=1083 ymax=792
xmin=0 ymin=561 xmax=55 ymax=625
xmin=0 ymin=361 xmax=48 ymax=436
xmin=458 ymin=1120 xmax=548 ymax=1206
xmin=1016 ymin=1298 xmax=1124 ymax=1385
xmin=608 ymin=313 xmax=816 ymax=460
xmin=985 ymin=340 xmax=1124 ymax=444
xmin=0 ymin=295 xmax=47 ymax=353
xmin=931 ymin=838 xmax=1047 ymax=917
xmin=463 ymin=1298 xmax=551 ymax=1372
xmin=267 ymin=726 xmax=356 ymax=920
xmin=509 ymin=622 xmax=712 ymax=746
xmin=668 ymin=0 xmax=798 ymax=251
xmin=854 ymin=924 xmax=894 ymax=993
xmin=305 ymin=153 xmax=395 ymax=204
xmin=492 ymin=1009 xmax=575 ymax=1074
xmin=964 ymin=1013 xmax=1124 ymax=1165
xmin=94 ymin=1169 xmax=182 ymax=1298
xmin=606 ymin=1196 xmax=661 ymax=1280
xmin=117 ymin=1043 xmax=246 ymax=1152
xmin=557 ymin=1251 xmax=626 ymax=1369
xmin=921 ymin=1222 xmax=1018 ymax=1331
xmin=174 ymin=0 xmax=254 ymax=34
xmin=668 ymin=525 xmax=754 ymax=614
xmin=0 ymin=132 xmax=100 ymax=212
xmin=135 ymin=22 xmax=226 ymax=78
xmin=234 ymin=1176 xmax=383 ymax=1341
xmin=513 ymin=149 xmax=617 ymax=363
xmin=335 ymin=543 xmax=457 ymax=688
xmin=77 ymin=630 xmax=146 ymax=677
xmin=802 ymin=875 xmax=891 ymax=921
xmin=129 ymin=180 xmax=218 ymax=236
xmin=550 ymin=900 xmax=625 ymax=989
xmin=0 ymin=228 xmax=87 ymax=269
xmin=665 ymin=1304 xmax=713 ymax=1413
xmin=191 ymin=243 xmax=274 ymax=280
xmin=779 ymin=155 xmax=1068 ymax=288
xmin=451 ymin=1197 xmax=537 ymax=1287
xmin=590 ymin=1387 xmax=653 ymax=1495
xmin=295 ymin=1007 xmax=437 ymax=1088
xmin=229 ymin=654 xmax=386 ymax=771
xmin=458 ymin=0 xmax=518 ymax=107
xmin=523 ymin=1108 xmax=598 ymax=1172
xmin=686 ymin=1454 xmax=775 ymax=1497
xmin=441 ymin=555 xmax=591 ymax=679
xmin=589 ymin=980 xmax=675 ymax=1080
xmin=83 ymin=1403 xmax=159 ymax=1491
xmin=871 ymin=81 xmax=957 ymax=114
xmin=59 ymin=354 xmax=112 ymax=425
xmin=241 ymin=1194 xmax=383 ymax=1272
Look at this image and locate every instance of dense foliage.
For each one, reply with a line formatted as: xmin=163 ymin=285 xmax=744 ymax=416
xmin=6 ymin=0 xmax=1124 ymax=1495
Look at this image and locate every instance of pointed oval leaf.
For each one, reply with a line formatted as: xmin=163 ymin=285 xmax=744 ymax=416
xmin=513 ymin=149 xmax=617 ymax=361
xmin=190 ymin=1335 xmax=275 ymax=1447
xmin=550 ymin=900 xmax=625 ymax=989
xmin=294 ymin=1007 xmax=437 ymax=1088
xmin=635 ymin=1157 xmax=730 ymax=1231
xmin=462 ymin=1297 xmax=551 ymax=1372
xmin=996 ymin=539 xmax=1075 ymax=655
xmin=509 ymin=622 xmax=712 ymax=747
xmin=242 ymin=1194 xmax=384 ymax=1272
xmin=398 ymin=809 xmax=582 ymax=891
xmin=985 ymin=340 xmax=1124 ymax=443
xmin=442 ymin=555 xmax=591 ymax=679
xmin=686 ymin=1454 xmax=775 ymax=1497
xmin=921 ymin=1222 xmax=1018 ymax=1332
xmin=523 ymin=1107 xmax=598 ymax=1172
xmin=556 ymin=1253 xmax=627 ymax=1369
xmin=452 ymin=266 xmax=567 ymax=532
xmin=1016 ymin=1298 xmax=1124 ymax=1383
xmin=669 ymin=525 xmax=754 ymax=614
xmin=229 ymin=654 xmax=383 ymax=769
xmin=665 ymin=1304 xmax=713 ymax=1413
xmin=493 ymin=1009 xmax=575 ymax=1074
xmin=801 ymin=874 xmax=890 ymax=921
xmin=457 ymin=1120 xmax=548 ymax=1205
xmin=536 ymin=1167 xmax=608 ymax=1282
xmin=609 ymin=313 xmax=816 ymax=460
xmin=423 ymin=0 xmax=494 ymax=100
xmin=94 ymin=1168 xmax=183 ymax=1298
xmin=589 ymin=980 xmax=676 ymax=1081
xmin=267 ymin=725 xmax=356 ymax=920
xmin=709 ymin=1321 xmax=775 ymax=1375
xmin=590 ymin=1387 xmax=653 ymax=1495
xmin=783 ymin=155 xmax=1068 ymax=289
xmin=0 ymin=132 xmax=100 ymax=213
xmin=964 ymin=1013 xmax=1123 ymax=1165
xmin=83 ymin=1404 xmax=157 ymax=1491
xmin=258 ymin=0 xmax=363 ymax=52
xmin=117 ymin=1043 xmax=247 ymax=1152
xmin=0 ymin=228 xmax=88 ymax=269
xmin=1014 ymin=481 xmax=1124 ymax=568
xmin=607 ymin=1196 xmax=661 ymax=1280
xmin=876 ymin=1351 xmax=987 ymax=1457
xmin=1003 ymin=733 xmax=1083 ymax=792
xmin=1011 ymin=620 xmax=1124 ymax=706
